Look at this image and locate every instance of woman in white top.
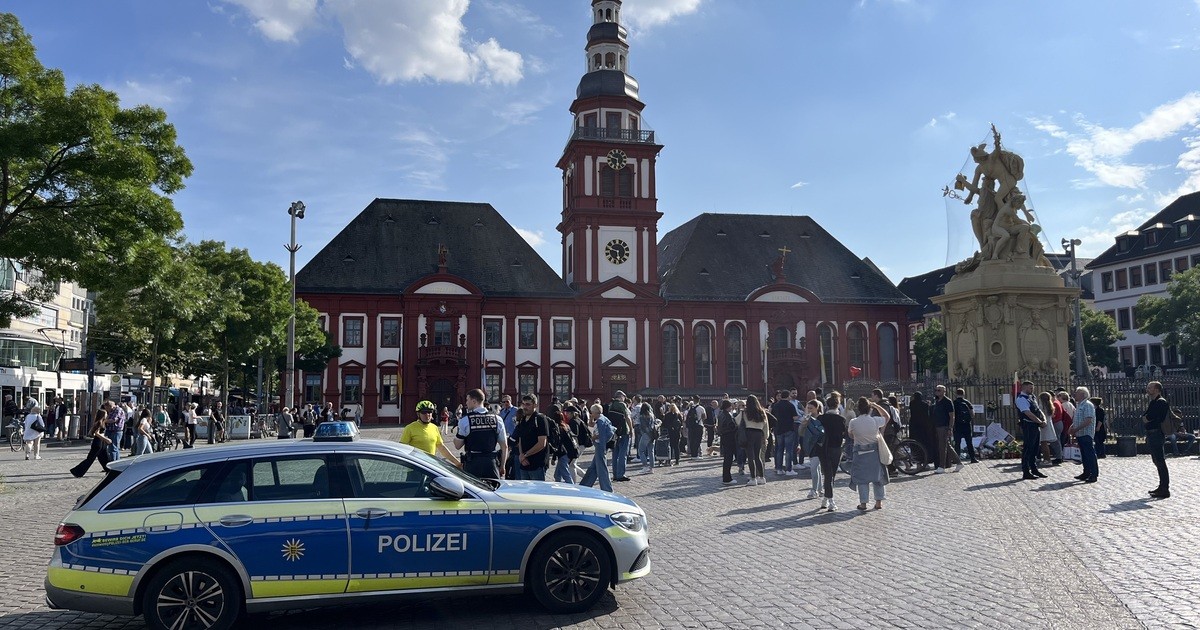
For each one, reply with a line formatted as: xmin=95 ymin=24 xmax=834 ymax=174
xmin=846 ymin=397 xmax=891 ymax=510
xmin=22 ymin=403 xmax=45 ymax=460
xmin=133 ymin=409 xmax=154 ymax=456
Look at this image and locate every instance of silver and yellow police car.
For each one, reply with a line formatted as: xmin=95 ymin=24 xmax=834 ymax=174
xmin=46 ymin=422 xmax=650 ymax=630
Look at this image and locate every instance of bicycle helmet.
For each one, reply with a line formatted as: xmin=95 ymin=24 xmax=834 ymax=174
xmin=415 ymin=400 xmax=437 ymax=413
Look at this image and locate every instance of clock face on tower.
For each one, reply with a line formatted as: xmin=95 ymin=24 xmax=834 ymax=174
xmin=606 ymin=149 xmax=628 ymax=170
xmin=605 ymin=239 xmax=630 ymax=264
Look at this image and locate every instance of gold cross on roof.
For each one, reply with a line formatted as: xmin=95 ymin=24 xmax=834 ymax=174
xmin=778 ymin=246 xmax=791 ymax=258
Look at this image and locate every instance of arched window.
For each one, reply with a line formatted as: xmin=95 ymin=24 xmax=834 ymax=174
xmin=818 ymin=323 xmax=835 ymax=384
xmin=593 ymin=53 xmax=601 ymax=70
xmin=662 ymin=324 xmax=680 ymax=386
xmin=726 ymin=325 xmax=744 ymax=386
xmin=605 ymin=8 xmax=613 ymax=21
xmin=619 ymin=55 xmax=625 ymax=71
xmin=848 ymin=324 xmax=867 ymax=378
xmin=694 ymin=325 xmax=713 ymax=386
xmin=605 ymin=52 xmax=616 ymax=68
xmin=770 ymin=326 xmax=789 ymax=349
xmin=878 ymin=324 xmax=898 ymax=380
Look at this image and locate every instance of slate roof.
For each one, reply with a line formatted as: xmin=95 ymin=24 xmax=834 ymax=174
xmin=1086 ymin=191 xmax=1200 ymax=269
xmin=657 ymin=213 xmax=914 ymax=305
xmin=296 ymin=199 xmax=573 ymax=298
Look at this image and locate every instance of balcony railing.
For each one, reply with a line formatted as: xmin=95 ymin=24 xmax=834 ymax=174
xmin=568 ymin=126 xmax=656 ymax=144
xmin=767 ymin=348 xmax=808 ymax=363
xmin=418 ymin=345 xmax=465 ymax=363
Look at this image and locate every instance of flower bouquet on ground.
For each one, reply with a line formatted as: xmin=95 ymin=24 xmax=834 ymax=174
xmin=988 ymin=440 xmax=1022 ymax=459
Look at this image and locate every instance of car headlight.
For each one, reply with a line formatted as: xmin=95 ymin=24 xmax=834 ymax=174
xmin=610 ymin=512 xmax=646 ymax=533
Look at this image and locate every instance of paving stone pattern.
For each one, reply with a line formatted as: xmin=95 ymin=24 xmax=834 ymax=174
xmin=0 ymin=429 xmax=1195 ymax=629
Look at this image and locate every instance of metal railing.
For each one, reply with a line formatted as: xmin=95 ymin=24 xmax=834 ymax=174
xmin=844 ymin=374 xmax=1200 ymax=439
xmin=568 ymin=127 xmax=656 ymax=144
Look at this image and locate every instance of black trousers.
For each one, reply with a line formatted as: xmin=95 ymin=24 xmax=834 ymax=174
xmin=667 ymin=428 xmax=682 ymax=463
xmin=953 ymin=422 xmax=977 ymax=461
xmin=705 ymin=424 xmax=717 ymax=447
xmin=687 ymin=424 xmax=703 ymax=457
xmin=464 ymin=453 xmax=501 ymax=480
xmin=720 ymin=434 xmax=737 ymax=482
xmin=818 ymin=446 xmax=840 ymax=498
xmin=71 ymin=436 xmax=111 ymax=477
xmin=1147 ymin=429 xmax=1170 ymax=491
xmin=1021 ymin=423 xmax=1041 ymax=474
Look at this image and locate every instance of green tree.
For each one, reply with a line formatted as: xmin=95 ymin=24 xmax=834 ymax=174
xmin=90 ymin=240 xmax=217 ymax=404
xmin=913 ymin=319 xmax=947 ymax=375
xmin=1136 ymin=266 xmax=1200 ymax=370
xmin=0 ymin=13 xmax=192 ymax=326
xmin=1069 ymin=304 xmax=1124 ymax=371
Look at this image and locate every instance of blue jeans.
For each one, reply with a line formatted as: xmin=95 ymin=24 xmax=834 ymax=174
xmin=775 ymin=431 xmax=797 ymax=471
xmin=105 ymin=429 xmax=122 ymax=462
xmin=858 ymin=479 xmax=885 ymax=504
xmin=516 ymin=466 xmax=546 ymax=481
xmin=1077 ymin=434 xmax=1097 ymax=480
xmin=580 ymin=448 xmax=612 ymax=492
xmin=613 ymin=435 xmax=630 ymax=478
xmin=134 ymin=434 xmax=152 ymax=456
xmin=638 ymin=434 xmax=654 ymax=469
xmin=554 ymin=456 xmax=575 ymax=483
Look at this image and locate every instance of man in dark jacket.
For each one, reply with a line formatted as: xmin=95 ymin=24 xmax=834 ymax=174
xmin=931 ymin=385 xmax=961 ymax=473
xmin=953 ymin=388 xmax=979 ymax=464
xmin=1143 ymin=380 xmax=1171 ymax=498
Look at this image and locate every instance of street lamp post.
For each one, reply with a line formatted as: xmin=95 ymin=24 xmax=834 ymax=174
xmin=1062 ymin=237 xmax=1085 ymax=376
xmin=285 ymin=201 xmax=305 ymax=411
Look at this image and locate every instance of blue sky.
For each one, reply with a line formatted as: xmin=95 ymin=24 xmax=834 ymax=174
xmin=10 ymin=0 xmax=1200 ymax=283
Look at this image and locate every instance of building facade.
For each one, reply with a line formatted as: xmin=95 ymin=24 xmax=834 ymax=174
xmin=295 ymin=0 xmax=915 ymax=422
xmin=1087 ymin=191 xmax=1200 ymax=372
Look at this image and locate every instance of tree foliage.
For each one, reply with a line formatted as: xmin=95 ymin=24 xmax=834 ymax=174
xmin=0 ymin=12 xmax=192 ymax=327
xmin=1136 ymin=266 xmax=1200 ymax=370
xmin=1069 ymin=304 xmax=1124 ymax=371
xmin=913 ymin=319 xmax=947 ymax=376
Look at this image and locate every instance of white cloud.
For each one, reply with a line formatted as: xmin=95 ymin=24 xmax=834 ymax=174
xmin=1073 ymin=207 xmax=1156 ymax=258
xmin=924 ymin=111 xmax=956 ymax=129
xmin=1157 ymin=132 xmax=1200 ymax=206
xmin=112 ymin=76 xmax=193 ymax=108
xmin=790 ymin=181 xmax=808 ymax=189
xmin=1030 ymin=92 xmax=1200 ymax=189
xmin=224 ymin=0 xmax=319 ymax=42
xmin=329 ymin=0 xmax=523 ymax=85
xmin=514 ymin=227 xmax=546 ymax=247
xmin=225 ymin=0 xmax=523 ymax=85
xmin=479 ymin=0 xmax=559 ymax=38
xmin=393 ymin=125 xmax=454 ymax=190
xmin=623 ymin=0 xmax=703 ymax=30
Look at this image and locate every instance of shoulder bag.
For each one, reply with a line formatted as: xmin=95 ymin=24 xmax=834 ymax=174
xmin=876 ymin=432 xmax=893 ymax=465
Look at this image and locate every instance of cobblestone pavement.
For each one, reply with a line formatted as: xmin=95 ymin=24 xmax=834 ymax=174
xmin=1 ymin=428 xmax=1195 ymax=629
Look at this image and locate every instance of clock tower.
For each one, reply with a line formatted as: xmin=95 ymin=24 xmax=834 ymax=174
xmin=557 ymin=0 xmax=664 ymax=292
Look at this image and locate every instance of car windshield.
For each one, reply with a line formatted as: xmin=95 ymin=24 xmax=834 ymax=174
xmin=404 ymin=447 xmax=497 ymax=492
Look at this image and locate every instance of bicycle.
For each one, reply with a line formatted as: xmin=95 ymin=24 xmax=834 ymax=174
xmin=152 ymin=424 xmax=182 ymax=452
xmin=6 ymin=419 xmax=22 ymax=452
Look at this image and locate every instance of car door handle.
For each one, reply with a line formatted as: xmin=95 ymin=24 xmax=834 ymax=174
xmin=355 ymin=508 xmax=389 ymax=520
xmin=218 ymin=515 xmax=254 ymax=527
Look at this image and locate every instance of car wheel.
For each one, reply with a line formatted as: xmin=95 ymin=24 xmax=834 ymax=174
xmin=528 ymin=531 xmax=611 ymax=614
xmin=141 ymin=557 xmax=241 ymax=630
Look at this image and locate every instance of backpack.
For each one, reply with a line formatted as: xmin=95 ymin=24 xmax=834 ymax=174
xmin=547 ymin=419 xmax=565 ymax=456
xmin=607 ymin=408 xmax=628 ymax=437
xmin=561 ymin=424 xmax=580 ymax=460
xmin=802 ymin=416 xmax=825 ymax=453
xmin=686 ymin=405 xmax=702 ymax=427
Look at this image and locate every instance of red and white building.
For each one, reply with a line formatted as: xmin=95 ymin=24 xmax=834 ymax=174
xmin=295 ymin=0 xmax=914 ymax=423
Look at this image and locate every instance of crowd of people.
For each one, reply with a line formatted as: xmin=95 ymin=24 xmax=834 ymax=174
xmin=390 ymin=380 xmax=1182 ymax=507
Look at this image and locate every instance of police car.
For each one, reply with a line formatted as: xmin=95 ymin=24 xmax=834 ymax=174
xmin=46 ymin=422 xmax=650 ymax=630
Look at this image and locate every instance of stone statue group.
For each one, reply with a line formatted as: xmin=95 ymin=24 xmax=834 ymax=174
xmin=949 ymin=125 xmax=1052 ymax=273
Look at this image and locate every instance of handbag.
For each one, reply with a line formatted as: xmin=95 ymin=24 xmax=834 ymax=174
xmin=876 ymin=432 xmax=893 ymax=465
xmin=30 ymin=414 xmax=45 ymax=433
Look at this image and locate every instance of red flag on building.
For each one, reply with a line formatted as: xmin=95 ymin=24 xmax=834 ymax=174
xmin=849 ymin=366 xmax=862 ymax=378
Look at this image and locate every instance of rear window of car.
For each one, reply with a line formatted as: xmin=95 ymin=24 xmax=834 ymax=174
xmin=76 ymin=469 xmax=122 ymax=510
xmin=106 ymin=463 xmax=223 ymax=511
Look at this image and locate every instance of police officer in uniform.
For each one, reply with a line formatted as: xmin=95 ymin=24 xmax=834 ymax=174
xmin=454 ymin=388 xmax=508 ymax=479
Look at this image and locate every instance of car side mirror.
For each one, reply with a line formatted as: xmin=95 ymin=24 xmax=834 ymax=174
xmin=429 ymin=476 xmax=466 ymax=501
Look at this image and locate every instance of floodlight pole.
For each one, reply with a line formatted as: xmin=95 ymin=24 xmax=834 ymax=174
xmin=285 ymin=201 xmax=305 ymax=411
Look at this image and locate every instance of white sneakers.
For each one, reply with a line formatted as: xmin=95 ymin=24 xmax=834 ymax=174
xmin=785 ymin=470 xmax=799 ymax=476
xmin=757 ymin=476 xmax=766 ymax=484
xmin=806 ymin=490 xmax=818 ymax=499
xmin=796 ymin=463 xmax=810 ymax=470
xmin=827 ymin=500 xmax=837 ymax=512
xmin=954 ymin=463 xmax=964 ymax=473
xmin=747 ymin=477 xmax=758 ymax=486
xmin=820 ymin=497 xmax=828 ymax=508
xmin=934 ymin=467 xmax=945 ymax=474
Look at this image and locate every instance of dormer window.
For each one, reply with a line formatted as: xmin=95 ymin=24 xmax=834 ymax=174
xmin=1147 ymin=231 xmax=1159 ymax=246
xmin=1180 ymin=223 xmax=1190 ymax=239
xmin=1117 ymin=237 xmax=1131 ymax=253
